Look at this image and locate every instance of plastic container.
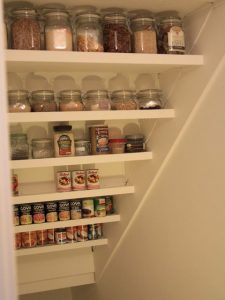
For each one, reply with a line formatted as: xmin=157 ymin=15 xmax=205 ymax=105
xmin=111 ymin=90 xmax=137 ymax=110
xmin=125 ymin=134 xmax=145 ymax=152
xmin=31 ymin=90 xmax=57 ymax=112
xmin=31 ymin=138 xmax=53 ymax=159
xmin=8 ymin=90 xmax=31 ymax=112
xmin=84 ymin=90 xmax=111 ymax=111
xmin=136 ymin=89 xmax=163 ymax=109
xmin=53 ymin=125 xmax=75 ymax=157
xmin=11 ymin=133 xmax=29 ymax=160
xmin=109 ymin=138 xmax=126 ymax=154
xmin=59 ymin=90 xmax=84 ymax=111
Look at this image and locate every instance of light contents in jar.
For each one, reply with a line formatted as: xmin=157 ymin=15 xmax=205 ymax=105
xmin=134 ymin=30 xmax=157 ymax=53
xmin=45 ymin=28 xmax=73 ymax=51
xmin=77 ymin=31 xmax=104 ymax=52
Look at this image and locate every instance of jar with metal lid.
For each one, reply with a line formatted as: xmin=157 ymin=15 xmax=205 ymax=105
xmin=136 ymin=89 xmax=163 ymax=109
xmin=125 ymin=134 xmax=145 ymax=153
xmin=53 ymin=125 xmax=75 ymax=157
xmin=131 ymin=16 xmax=157 ymax=53
xmin=8 ymin=90 xmax=31 ymax=112
xmin=76 ymin=12 xmax=103 ymax=52
xmin=103 ymin=13 xmax=131 ymax=53
xmin=45 ymin=10 xmax=73 ymax=51
xmin=11 ymin=8 xmax=41 ymax=50
xmin=31 ymin=138 xmax=54 ymax=159
xmin=59 ymin=90 xmax=84 ymax=111
xmin=74 ymin=140 xmax=91 ymax=156
xmin=31 ymin=90 xmax=57 ymax=112
xmin=11 ymin=133 xmax=29 ymax=160
xmin=84 ymin=90 xmax=111 ymax=111
xmin=111 ymin=90 xmax=137 ymax=110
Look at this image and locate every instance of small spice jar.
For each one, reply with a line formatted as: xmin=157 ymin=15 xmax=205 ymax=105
xmin=31 ymin=138 xmax=53 ymax=159
xmin=74 ymin=140 xmax=91 ymax=156
xmin=31 ymin=90 xmax=57 ymax=112
xmin=59 ymin=90 xmax=84 ymax=111
xmin=131 ymin=16 xmax=157 ymax=53
xmin=8 ymin=90 xmax=31 ymax=113
xmin=11 ymin=133 xmax=29 ymax=160
xmin=103 ymin=13 xmax=131 ymax=53
xmin=136 ymin=89 xmax=163 ymax=109
xmin=45 ymin=10 xmax=73 ymax=51
xmin=111 ymin=90 xmax=137 ymax=110
xmin=11 ymin=8 xmax=41 ymax=50
xmin=53 ymin=125 xmax=75 ymax=157
xmin=84 ymin=90 xmax=111 ymax=111
xmin=109 ymin=138 xmax=126 ymax=154
xmin=76 ymin=12 xmax=103 ymax=52
xmin=125 ymin=134 xmax=145 ymax=153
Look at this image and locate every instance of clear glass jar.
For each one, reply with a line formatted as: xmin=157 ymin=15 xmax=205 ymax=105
xmin=45 ymin=11 xmax=73 ymax=51
xmin=84 ymin=90 xmax=111 ymax=111
xmin=76 ymin=12 xmax=103 ymax=52
xmin=11 ymin=8 xmax=41 ymax=50
xmin=136 ymin=89 xmax=163 ymax=109
xmin=103 ymin=13 xmax=131 ymax=53
xmin=11 ymin=133 xmax=29 ymax=160
xmin=31 ymin=138 xmax=53 ymax=159
xmin=111 ymin=90 xmax=137 ymax=110
xmin=31 ymin=90 xmax=57 ymax=112
xmin=74 ymin=139 xmax=91 ymax=156
xmin=8 ymin=90 xmax=31 ymax=112
xmin=125 ymin=134 xmax=145 ymax=153
xmin=131 ymin=17 xmax=157 ymax=53
xmin=59 ymin=90 xmax=84 ymax=111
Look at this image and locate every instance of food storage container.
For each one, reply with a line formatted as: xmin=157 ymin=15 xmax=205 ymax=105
xmin=125 ymin=134 xmax=145 ymax=152
xmin=31 ymin=90 xmax=57 ymax=112
xmin=136 ymin=89 xmax=163 ymax=109
xmin=89 ymin=125 xmax=109 ymax=154
xmin=111 ymin=90 xmax=137 ymax=110
xmin=11 ymin=133 xmax=29 ymax=160
xmin=74 ymin=140 xmax=91 ymax=156
xmin=8 ymin=90 xmax=31 ymax=112
xmin=109 ymin=138 xmax=126 ymax=154
xmin=59 ymin=90 xmax=84 ymax=111
xmin=53 ymin=125 xmax=75 ymax=157
xmin=84 ymin=90 xmax=111 ymax=111
xmin=31 ymin=138 xmax=53 ymax=159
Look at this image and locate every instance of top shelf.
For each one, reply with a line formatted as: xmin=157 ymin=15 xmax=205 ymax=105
xmin=6 ymin=50 xmax=204 ymax=74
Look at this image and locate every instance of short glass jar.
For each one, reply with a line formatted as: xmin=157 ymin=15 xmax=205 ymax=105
xmin=125 ymin=134 xmax=145 ymax=153
xmin=84 ymin=90 xmax=111 ymax=111
xmin=59 ymin=90 xmax=84 ymax=111
xmin=11 ymin=133 xmax=29 ymax=160
xmin=8 ymin=90 xmax=31 ymax=112
xmin=111 ymin=90 xmax=137 ymax=110
xmin=31 ymin=138 xmax=54 ymax=159
xmin=45 ymin=10 xmax=73 ymax=51
xmin=109 ymin=138 xmax=126 ymax=154
xmin=53 ymin=125 xmax=75 ymax=157
xmin=103 ymin=13 xmax=131 ymax=53
xmin=131 ymin=16 xmax=157 ymax=53
xmin=136 ymin=89 xmax=163 ymax=109
xmin=74 ymin=139 xmax=91 ymax=156
xmin=31 ymin=90 xmax=57 ymax=112
xmin=11 ymin=8 xmax=41 ymax=50
xmin=76 ymin=12 xmax=103 ymax=52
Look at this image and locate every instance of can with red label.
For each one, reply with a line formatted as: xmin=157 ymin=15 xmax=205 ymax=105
xmin=33 ymin=202 xmax=45 ymax=224
xmin=36 ymin=230 xmax=48 ymax=246
xmin=47 ymin=229 xmax=55 ymax=244
xmin=86 ymin=169 xmax=100 ymax=189
xmin=58 ymin=200 xmax=70 ymax=221
xmin=21 ymin=231 xmax=37 ymax=248
xmin=56 ymin=171 xmax=71 ymax=192
xmin=76 ymin=225 xmax=88 ymax=242
xmin=55 ymin=228 xmax=67 ymax=244
xmin=15 ymin=233 xmax=21 ymax=249
xmin=66 ymin=227 xmax=77 ymax=243
xmin=72 ymin=170 xmax=86 ymax=190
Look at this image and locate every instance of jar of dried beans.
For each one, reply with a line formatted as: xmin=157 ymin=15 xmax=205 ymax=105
xmin=131 ymin=16 xmax=157 ymax=53
xmin=76 ymin=12 xmax=103 ymax=52
xmin=45 ymin=11 xmax=73 ymax=51
xmin=31 ymin=90 xmax=57 ymax=112
xmin=103 ymin=13 xmax=131 ymax=53
xmin=136 ymin=89 xmax=163 ymax=109
xmin=111 ymin=90 xmax=137 ymax=110
xmin=84 ymin=90 xmax=111 ymax=111
xmin=59 ymin=90 xmax=84 ymax=111
xmin=8 ymin=90 xmax=31 ymax=112
xmin=11 ymin=8 xmax=41 ymax=50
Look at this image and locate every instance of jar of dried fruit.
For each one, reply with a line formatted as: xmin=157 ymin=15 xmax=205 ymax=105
xmin=11 ymin=8 xmax=41 ymax=50
xmin=76 ymin=12 xmax=103 ymax=52
xmin=31 ymin=90 xmax=57 ymax=112
xmin=59 ymin=90 xmax=84 ymax=111
xmin=8 ymin=90 xmax=31 ymax=112
xmin=111 ymin=90 xmax=137 ymax=110
xmin=103 ymin=13 xmax=131 ymax=53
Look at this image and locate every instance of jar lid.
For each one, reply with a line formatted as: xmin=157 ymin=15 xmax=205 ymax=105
xmin=32 ymin=138 xmax=52 ymax=144
xmin=12 ymin=8 xmax=37 ymax=16
xmin=161 ymin=16 xmax=182 ymax=23
xmin=31 ymin=90 xmax=54 ymax=100
xmin=137 ymin=89 xmax=162 ymax=98
xmin=111 ymin=90 xmax=133 ymax=98
xmin=75 ymin=139 xmax=90 ymax=144
xmin=86 ymin=90 xmax=108 ymax=98
xmin=104 ymin=13 xmax=127 ymax=21
xmin=109 ymin=138 xmax=127 ymax=143
xmin=45 ymin=10 xmax=69 ymax=17
xmin=8 ymin=90 xmax=29 ymax=99
xmin=125 ymin=134 xmax=145 ymax=140
xmin=11 ymin=133 xmax=27 ymax=140
xmin=131 ymin=17 xmax=155 ymax=23
xmin=76 ymin=12 xmax=101 ymax=20
xmin=53 ymin=125 xmax=72 ymax=131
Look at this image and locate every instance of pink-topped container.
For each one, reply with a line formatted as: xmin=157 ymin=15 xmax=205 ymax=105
xmin=109 ymin=138 xmax=126 ymax=154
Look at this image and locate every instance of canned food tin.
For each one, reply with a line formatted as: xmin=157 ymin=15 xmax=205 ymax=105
xmin=12 ymin=174 xmax=19 ymax=196
xmin=76 ymin=225 xmax=88 ymax=242
xmin=95 ymin=223 xmax=103 ymax=238
xmin=66 ymin=227 xmax=77 ymax=243
xmin=15 ymin=233 xmax=22 ymax=249
xmin=70 ymin=200 xmax=82 ymax=219
xmin=21 ymin=231 xmax=37 ymax=248
xmin=88 ymin=224 xmax=98 ymax=240
xmin=105 ymin=196 xmax=114 ymax=215
xmin=56 ymin=171 xmax=71 ymax=192
xmin=72 ymin=170 xmax=86 ymax=191
xmin=58 ymin=200 xmax=70 ymax=221
xmin=89 ymin=125 xmax=109 ymax=154
xmin=36 ymin=230 xmax=48 ymax=246
xmin=19 ymin=204 xmax=32 ymax=225
xmin=94 ymin=197 xmax=106 ymax=217
xmin=86 ymin=169 xmax=100 ymax=189
xmin=13 ymin=205 xmax=20 ymax=226
xmin=82 ymin=199 xmax=94 ymax=218
xmin=33 ymin=202 xmax=45 ymax=224
xmin=47 ymin=229 xmax=55 ymax=244
xmin=55 ymin=228 xmax=67 ymax=244
xmin=45 ymin=201 xmax=58 ymax=222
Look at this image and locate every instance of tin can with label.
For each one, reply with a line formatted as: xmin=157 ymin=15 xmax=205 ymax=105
xmin=21 ymin=231 xmax=37 ymax=248
xmin=47 ymin=229 xmax=55 ymax=244
xmin=66 ymin=227 xmax=77 ymax=243
xmin=36 ymin=230 xmax=48 ymax=246
xmin=76 ymin=225 xmax=88 ymax=242
xmin=45 ymin=201 xmax=58 ymax=222
xmin=88 ymin=224 xmax=98 ymax=240
xmin=105 ymin=196 xmax=114 ymax=215
xmin=55 ymin=228 xmax=67 ymax=244
xmin=33 ymin=202 xmax=45 ymax=224
xmin=70 ymin=200 xmax=82 ymax=219
xmin=72 ymin=170 xmax=86 ymax=191
xmin=12 ymin=174 xmax=19 ymax=196
xmin=13 ymin=205 xmax=20 ymax=226
xmin=58 ymin=200 xmax=70 ymax=221
xmin=15 ymin=233 xmax=22 ymax=249
xmin=86 ymin=169 xmax=100 ymax=189
xmin=89 ymin=125 xmax=109 ymax=154
xmin=95 ymin=223 xmax=103 ymax=238
xmin=82 ymin=199 xmax=94 ymax=218
xmin=56 ymin=171 xmax=71 ymax=192
xmin=94 ymin=197 xmax=106 ymax=217
xmin=19 ymin=204 xmax=32 ymax=225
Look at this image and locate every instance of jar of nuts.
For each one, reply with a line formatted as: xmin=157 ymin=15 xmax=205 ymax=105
xmin=59 ymin=90 xmax=84 ymax=111
xmin=111 ymin=90 xmax=137 ymax=110
xmin=31 ymin=90 xmax=57 ymax=112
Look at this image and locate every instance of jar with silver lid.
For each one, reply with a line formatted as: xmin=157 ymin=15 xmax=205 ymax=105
xmin=8 ymin=90 xmax=31 ymax=112
xmin=11 ymin=133 xmax=29 ymax=160
xmin=59 ymin=90 xmax=84 ymax=111
xmin=31 ymin=138 xmax=53 ymax=159
xmin=111 ymin=90 xmax=137 ymax=110
xmin=74 ymin=140 xmax=91 ymax=156
xmin=84 ymin=90 xmax=111 ymax=111
xmin=136 ymin=89 xmax=163 ymax=109
xmin=31 ymin=90 xmax=57 ymax=112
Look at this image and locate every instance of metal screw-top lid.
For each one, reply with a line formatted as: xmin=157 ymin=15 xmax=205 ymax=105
xmin=53 ymin=125 xmax=72 ymax=132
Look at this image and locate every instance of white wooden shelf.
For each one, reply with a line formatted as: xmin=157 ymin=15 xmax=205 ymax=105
xmin=14 ymin=214 xmax=120 ymax=233
xmin=8 ymin=109 xmax=175 ymax=123
xmin=6 ymin=50 xmax=204 ymax=73
xmin=15 ymin=239 xmax=108 ymax=257
xmin=10 ymin=152 xmax=153 ymax=169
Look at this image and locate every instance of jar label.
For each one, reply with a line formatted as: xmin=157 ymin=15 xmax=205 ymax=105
xmin=57 ymin=134 xmax=72 ymax=156
xmin=168 ymin=26 xmax=185 ymax=52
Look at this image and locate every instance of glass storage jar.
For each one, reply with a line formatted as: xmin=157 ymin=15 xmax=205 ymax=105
xmin=53 ymin=125 xmax=75 ymax=157
xmin=31 ymin=138 xmax=53 ymax=159
xmin=8 ymin=90 xmax=31 ymax=112
xmin=31 ymin=90 xmax=57 ymax=112
xmin=125 ymin=134 xmax=145 ymax=153
xmin=76 ymin=12 xmax=103 ymax=52
xmin=131 ymin=16 xmax=157 ymax=53
xmin=11 ymin=8 xmax=41 ymax=50
xmin=59 ymin=90 xmax=84 ymax=111
xmin=136 ymin=89 xmax=163 ymax=109
xmin=84 ymin=90 xmax=111 ymax=111
xmin=11 ymin=133 xmax=29 ymax=160
xmin=111 ymin=90 xmax=137 ymax=110
xmin=74 ymin=139 xmax=91 ymax=156
xmin=45 ymin=10 xmax=73 ymax=51
xmin=103 ymin=13 xmax=131 ymax=53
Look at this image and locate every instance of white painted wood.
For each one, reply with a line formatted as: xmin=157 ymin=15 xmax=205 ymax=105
xmin=20 ymin=288 xmax=72 ymax=300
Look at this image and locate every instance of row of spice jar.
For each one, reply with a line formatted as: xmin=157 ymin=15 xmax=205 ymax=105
xmin=8 ymin=89 xmax=164 ymax=113
xmin=14 ymin=196 xmax=114 ymax=226
xmin=15 ymin=224 xmax=103 ymax=249
xmin=5 ymin=4 xmax=185 ymax=54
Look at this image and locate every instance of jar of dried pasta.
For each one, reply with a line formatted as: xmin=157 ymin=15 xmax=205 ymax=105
xmin=111 ymin=90 xmax=137 ymax=110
